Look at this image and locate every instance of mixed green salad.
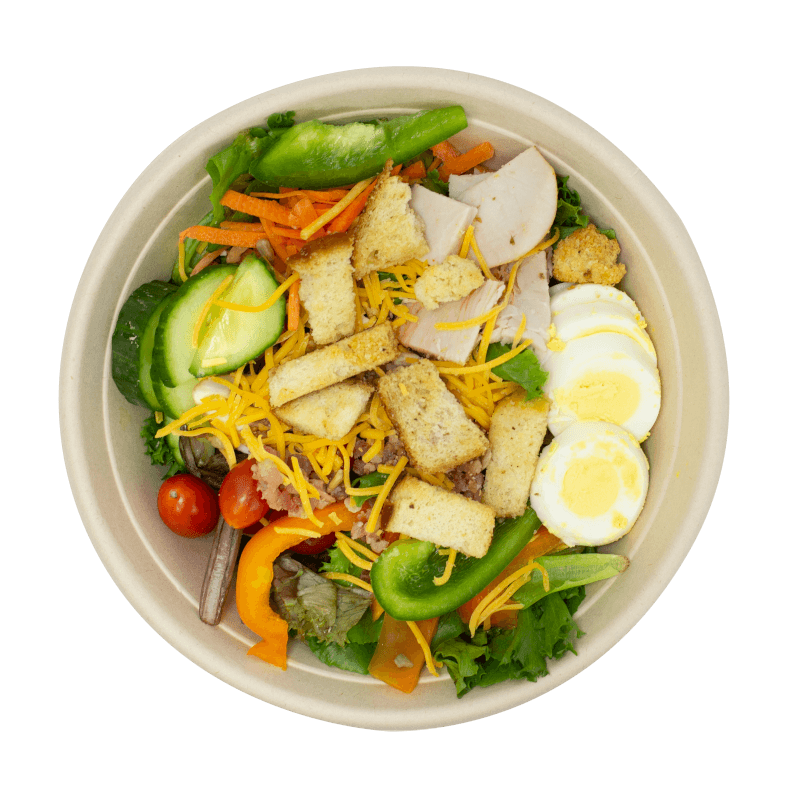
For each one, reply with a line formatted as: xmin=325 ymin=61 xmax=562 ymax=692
xmin=113 ymin=105 xmax=634 ymax=697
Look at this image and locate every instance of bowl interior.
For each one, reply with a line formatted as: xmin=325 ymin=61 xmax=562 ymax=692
xmin=61 ymin=68 xmax=727 ymax=730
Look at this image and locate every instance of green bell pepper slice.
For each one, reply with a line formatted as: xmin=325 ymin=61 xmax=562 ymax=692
xmin=512 ymin=553 xmax=630 ymax=609
xmin=370 ymin=508 xmax=542 ymax=621
xmin=371 ymin=506 xmax=631 ymax=622
xmin=250 ymin=106 xmax=468 ymax=190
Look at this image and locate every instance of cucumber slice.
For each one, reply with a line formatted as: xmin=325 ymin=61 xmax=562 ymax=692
xmin=138 ymin=293 xmax=177 ymax=409
xmin=165 ymin=427 xmax=185 ymax=468
xmin=111 ymin=281 xmax=176 ymax=407
xmin=190 ymin=254 xmax=286 ymax=379
xmin=152 ymin=377 xmax=199 ymax=421
xmin=152 ymin=265 xmax=237 ymax=388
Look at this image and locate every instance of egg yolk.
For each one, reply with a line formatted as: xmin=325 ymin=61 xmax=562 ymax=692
xmin=560 ymin=456 xmax=620 ymax=517
xmin=556 ymin=371 xmax=640 ymax=427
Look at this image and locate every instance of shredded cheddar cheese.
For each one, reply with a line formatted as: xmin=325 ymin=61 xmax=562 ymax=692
xmin=300 ymin=178 xmax=372 ymax=239
xmin=192 ymin=274 xmax=234 ymax=348
xmin=273 ymin=525 xmax=325 ymax=538
xmin=323 ymin=573 xmax=373 ymax=592
xmin=468 ymin=559 xmax=551 ymax=635
xmin=512 ymin=313 xmax=527 ymax=348
xmin=406 ymin=621 xmax=439 ymax=676
xmin=433 ymin=548 xmax=458 ymax=586
xmin=213 ymin=271 xmax=299 ymax=313
xmin=436 ymin=339 xmax=533 ymax=375
xmin=366 ymin=456 xmax=408 ymax=534
xmin=433 ymin=304 xmax=503 ymax=331
xmin=334 ymin=533 xmax=375 ymax=571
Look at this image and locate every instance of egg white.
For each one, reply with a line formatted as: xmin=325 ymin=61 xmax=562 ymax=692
xmin=550 ymin=282 xmax=645 ymax=322
xmin=551 ymin=299 xmax=657 ymax=363
xmin=544 ymin=332 xmax=661 ymax=441
xmin=530 ymin=421 xmax=649 ymax=547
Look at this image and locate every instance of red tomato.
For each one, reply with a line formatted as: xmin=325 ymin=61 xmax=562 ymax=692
xmin=157 ymin=474 xmax=219 ymax=538
xmin=218 ymin=459 xmax=270 ymax=529
xmin=289 ymin=532 xmax=337 ymax=555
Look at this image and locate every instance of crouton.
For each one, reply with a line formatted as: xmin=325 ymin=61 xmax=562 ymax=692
xmin=552 ymin=224 xmax=626 ymax=286
xmin=288 ymin=232 xmax=356 ymax=345
xmin=352 ymin=162 xmax=429 ymax=279
xmin=268 ymin=322 xmax=398 ymax=407
xmin=482 ymin=391 xmax=550 ymax=518
xmin=378 ymin=359 xmax=489 ymax=473
xmin=414 ymin=255 xmax=484 ymax=310
xmin=272 ymin=380 xmax=373 ymax=441
xmin=387 ymin=476 xmax=496 ymax=558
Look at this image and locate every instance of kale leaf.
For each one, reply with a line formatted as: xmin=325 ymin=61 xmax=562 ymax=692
xmin=140 ymin=413 xmax=184 ymax=478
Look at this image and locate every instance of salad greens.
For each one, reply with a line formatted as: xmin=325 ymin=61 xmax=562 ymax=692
xmin=203 ymin=106 xmax=468 ymax=211
xmin=306 ymin=610 xmax=384 ymax=675
xmin=349 ymin=472 xmax=389 ymax=507
xmin=433 ymin=587 xmax=586 ymax=697
xmin=272 ymin=554 xmax=371 ymax=646
xmin=553 ymin=175 xmax=616 ymax=241
xmin=487 ymin=342 xmax=549 ymax=399
xmin=140 ymin=413 xmax=184 ymax=478
xmin=116 ymin=102 xmax=639 ymax=699
xmin=206 ymin=112 xmax=296 ymax=222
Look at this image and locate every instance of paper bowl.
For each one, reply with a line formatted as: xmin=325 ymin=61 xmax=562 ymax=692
xmin=60 ymin=67 xmax=728 ymax=730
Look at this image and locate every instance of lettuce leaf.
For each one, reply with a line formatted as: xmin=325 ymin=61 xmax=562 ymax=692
xmin=319 ymin=541 xmax=365 ymax=580
xmin=348 ymin=472 xmax=388 ymax=507
xmin=552 ymin=175 xmax=616 ymax=241
xmin=302 ymin=567 xmax=383 ymax=675
xmin=433 ymin=589 xmax=586 ymax=698
xmin=205 ymin=113 xmax=296 ymax=222
xmin=140 ymin=413 xmax=184 ymax=478
xmin=486 ymin=343 xmax=548 ymax=400
xmin=272 ymin=554 xmax=371 ymax=646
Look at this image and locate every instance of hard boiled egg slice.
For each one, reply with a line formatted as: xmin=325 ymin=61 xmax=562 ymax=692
xmin=543 ymin=332 xmax=661 ymax=441
xmin=530 ymin=420 xmax=649 ymax=547
xmin=550 ymin=282 xmax=645 ymax=324
xmin=551 ymin=300 xmax=657 ymax=363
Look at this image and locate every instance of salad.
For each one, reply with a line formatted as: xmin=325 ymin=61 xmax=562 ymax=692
xmin=112 ymin=106 xmax=660 ymax=696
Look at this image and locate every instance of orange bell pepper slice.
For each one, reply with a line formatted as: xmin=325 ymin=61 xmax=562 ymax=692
xmin=368 ymin=614 xmax=439 ymax=694
xmin=235 ymin=501 xmax=358 ymax=670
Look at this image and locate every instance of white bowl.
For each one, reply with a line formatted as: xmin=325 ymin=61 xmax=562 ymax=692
xmin=60 ymin=67 xmax=728 ymax=730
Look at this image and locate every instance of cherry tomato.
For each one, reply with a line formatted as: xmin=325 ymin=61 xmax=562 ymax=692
xmin=289 ymin=532 xmax=337 ymax=555
xmin=218 ymin=458 xmax=270 ymax=529
xmin=157 ymin=474 xmax=219 ymax=538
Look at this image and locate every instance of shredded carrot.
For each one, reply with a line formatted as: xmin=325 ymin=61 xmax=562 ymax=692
xmin=287 ymin=279 xmax=301 ymax=331
xmin=327 ymin=180 xmax=376 ymax=233
xmin=304 ymin=188 xmax=350 ymax=202
xmin=179 ymin=226 xmax=266 ymax=250
xmin=429 ymin=157 xmax=442 ymax=172
xmin=289 ymin=196 xmax=317 ymax=229
xmin=431 ymin=140 xmax=461 ymax=162
xmin=439 ymin=141 xmax=495 ymax=180
xmin=220 ymin=221 xmax=265 ymax=231
xmin=252 ymin=188 xmax=350 ymax=203
xmin=265 ymin=225 xmax=310 ymax=241
xmin=258 ymin=218 xmax=290 ymax=264
xmin=220 ymin=189 xmax=295 ymax=226
xmin=190 ymin=247 xmax=224 ymax=276
xmin=400 ymin=161 xmax=427 ymax=181
xmin=300 ymin=178 xmax=373 ymax=239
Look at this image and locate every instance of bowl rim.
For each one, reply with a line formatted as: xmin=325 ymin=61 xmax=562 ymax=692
xmin=60 ymin=66 xmax=729 ymax=729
